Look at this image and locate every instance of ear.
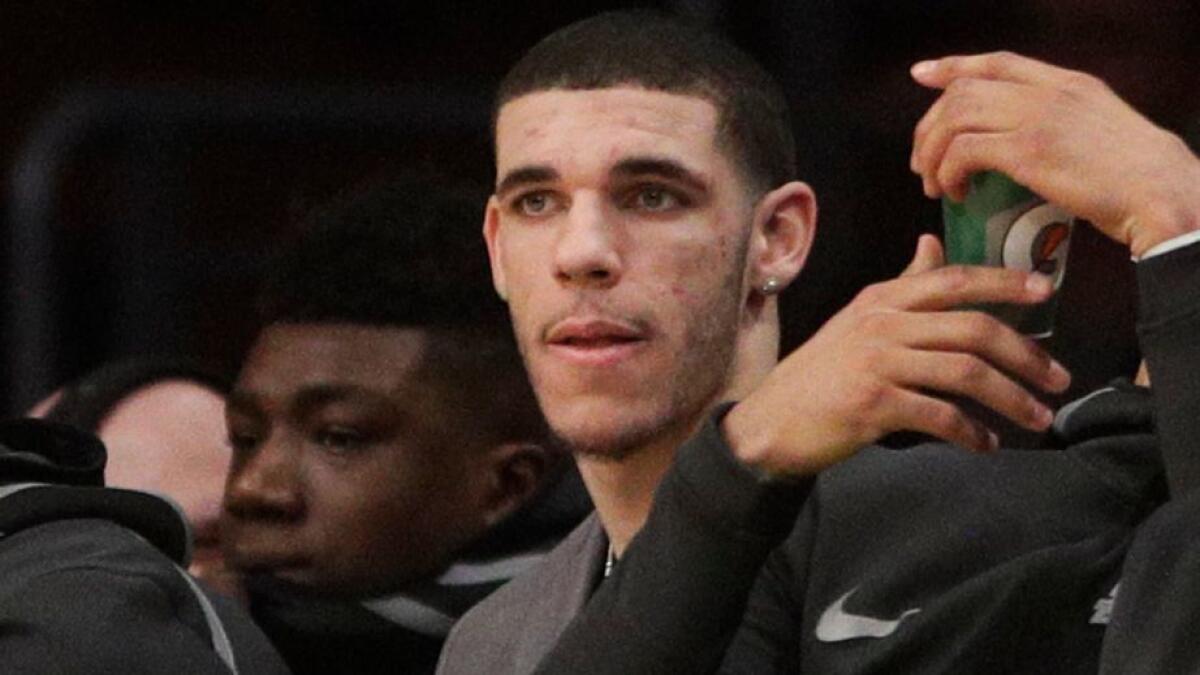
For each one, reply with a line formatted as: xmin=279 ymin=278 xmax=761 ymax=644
xmin=477 ymin=442 xmax=553 ymax=528
xmin=483 ymin=196 xmax=509 ymax=302
xmin=746 ymin=181 xmax=817 ymax=294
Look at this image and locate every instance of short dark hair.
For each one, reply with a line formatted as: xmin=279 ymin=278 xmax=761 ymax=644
xmin=495 ymin=9 xmax=796 ymax=194
xmin=257 ymin=180 xmax=551 ymax=448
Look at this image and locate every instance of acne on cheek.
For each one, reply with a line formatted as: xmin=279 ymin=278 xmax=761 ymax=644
xmin=716 ymin=234 xmax=741 ymax=260
xmin=670 ymin=285 xmax=693 ymax=303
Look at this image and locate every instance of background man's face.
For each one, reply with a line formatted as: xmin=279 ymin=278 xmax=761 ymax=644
xmin=100 ymin=381 xmax=235 ymax=596
xmin=221 ymin=324 xmax=488 ymax=597
xmin=487 ymin=87 xmax=756 ymax=458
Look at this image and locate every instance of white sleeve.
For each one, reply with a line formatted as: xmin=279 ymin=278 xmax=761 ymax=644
xmin=1136 ymin=229 xmax=1200 ymax=260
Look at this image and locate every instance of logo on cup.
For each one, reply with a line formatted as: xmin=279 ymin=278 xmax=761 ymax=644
xmin=1031 ymin=221 xmax=1071 ymax=276
xmin=996 ymin=203 xmax=1073 ymax=290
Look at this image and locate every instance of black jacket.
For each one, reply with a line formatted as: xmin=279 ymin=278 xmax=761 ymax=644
xmin=0 ymin=419 xmax=290 ymax=675
xmin=445 ymin=241 xmax=1200 ymax=675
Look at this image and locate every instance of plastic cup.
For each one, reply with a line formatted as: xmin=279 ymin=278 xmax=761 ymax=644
xmin=942 ymin=171 xmax=1073 ymax=338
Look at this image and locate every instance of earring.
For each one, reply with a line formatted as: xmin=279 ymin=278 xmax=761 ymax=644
xmin=760 ymin=277 xmax=782 ymax=295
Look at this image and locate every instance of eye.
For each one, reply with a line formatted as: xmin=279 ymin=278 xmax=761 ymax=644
xmin=226 ymin=429 xmax=261 ymax=454
xmin=513 ymin=191 xmax=560 ymax=217
xmin=314 ymin=426 xmax=367 ymax=452
xmin=623 ymin=185 xmax=686 ymax=212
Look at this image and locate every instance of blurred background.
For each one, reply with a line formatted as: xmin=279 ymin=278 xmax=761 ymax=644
xmin=3 ymin=0 xmax=1198 ymax=441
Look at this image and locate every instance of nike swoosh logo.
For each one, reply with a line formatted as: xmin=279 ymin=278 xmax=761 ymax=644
xmin=815 ymin=587 xmax=921 ymax=643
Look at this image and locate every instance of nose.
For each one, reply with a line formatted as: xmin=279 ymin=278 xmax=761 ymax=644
xmin=554 ymin=193 xmax=622 ymax=288
xmin=222 ymin=432 xmax=304 ymax=522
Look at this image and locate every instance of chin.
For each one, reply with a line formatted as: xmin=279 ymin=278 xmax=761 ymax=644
xmin=548 ymin=401 xmax=674 ymax=461
xmin=259 ymin=569 xmax=366 ymax=599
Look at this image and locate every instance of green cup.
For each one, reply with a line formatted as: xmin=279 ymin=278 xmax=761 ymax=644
xmin=943 ymin=171 xmax=1073 ymax=338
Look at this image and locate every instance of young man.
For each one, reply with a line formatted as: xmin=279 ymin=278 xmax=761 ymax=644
xmin=220 ymin=183 xmax=589 ymax=674
xmin=438 ymin=11 xmax=1200 ymax=674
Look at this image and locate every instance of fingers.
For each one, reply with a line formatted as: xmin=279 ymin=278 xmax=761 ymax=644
xmin=883 ymin=388 xmax=998 ymax=452
xmin=921 ymin=311 xmax=1069 ymax=392
xmin=858 ymin=264 xmax=1053 ymax=312
xmin=936 ymin=131 xmax=1015 ymax=201
xmin=911 ymin=78 xmax=1037 ymax=195
xmin=846 ymin=307 xmax=1068 ymax=432
xmin=877 ymin=308 xmax=1069 ymax=393
xmin=911 ymin=51 xmax=1081 ymax=90
xmin=900 ymin=234 xmax=945 ymax=277
xmin=892 ymin=350 xmax=1056 ymax=432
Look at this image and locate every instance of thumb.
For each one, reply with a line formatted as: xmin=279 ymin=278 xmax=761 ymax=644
xmin=901 ymin=234 xmax=945 ymax=277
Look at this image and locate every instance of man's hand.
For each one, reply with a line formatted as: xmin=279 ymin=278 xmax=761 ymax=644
xmin=910 ymin=51 xmax=1200 ymax=257
xmin=723 ymin=235 xmax=1070 ymax=477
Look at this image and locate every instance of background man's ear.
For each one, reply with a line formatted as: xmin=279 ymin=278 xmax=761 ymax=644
xmin=483 ymin=197 xmax=508 ymax=301
xmin=747 ymin=181 xmax=818 ymax=294
xmin=479 ymin=442 xmax=553 ymax=528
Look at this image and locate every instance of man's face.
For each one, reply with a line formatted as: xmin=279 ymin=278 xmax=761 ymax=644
xmin=487 ymin=87 xmax=756 ymax=458
xmin=221 ymin=324 xmax=488 ymax=598
xmin=100 ymin=381 xmax=235 ymax=596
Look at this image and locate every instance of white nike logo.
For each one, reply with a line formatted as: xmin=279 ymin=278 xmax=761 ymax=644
xmin=815 ymin=587 xmax=921 ymax=643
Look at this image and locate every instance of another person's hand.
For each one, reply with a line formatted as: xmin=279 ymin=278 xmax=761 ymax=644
xmin=723 ymin=235 xmax=1070 ymax=477
xmin=910 ymin=51 xmax=1200 ymax=257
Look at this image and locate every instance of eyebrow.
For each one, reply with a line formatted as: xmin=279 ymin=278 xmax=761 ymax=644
xmin=495 ymin=165 xmax=559 ymax=197
xmin=226 ymin=383 xmax=387 ymax=419
xmin=495 ymin=157 xmax=710 ymax=200
xmin=292 ymin=383 xmax=394 ymax=417
xmin=611 ymin=156 xmax=710 ymax=194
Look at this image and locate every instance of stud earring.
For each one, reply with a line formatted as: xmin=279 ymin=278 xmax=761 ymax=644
xmin=760 ymin=277 xmax=782 ymax=295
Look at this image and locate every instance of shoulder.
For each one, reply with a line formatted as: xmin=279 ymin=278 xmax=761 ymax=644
xmin=1 ymin=518 xmax=289 ymax=674
xmin=819 ymin=442 xmax=1081 ymax=510
xmin=0 ymin=517 xmax=177 ymax=582
xmin=778 ymin=438 xmax=1151 ymax=577
xmin=0 ymin=520 xmax=220 ymax=671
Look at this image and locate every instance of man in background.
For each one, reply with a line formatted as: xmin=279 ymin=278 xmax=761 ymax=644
xmin=222 ymin=182 xmax=589 ymax=674
xmin=0 ymin=418 xmax=289 ymax=673
xmin=30 ymin=357 xmax=237 ymax=597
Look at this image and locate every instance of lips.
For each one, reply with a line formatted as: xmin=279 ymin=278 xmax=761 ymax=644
xmin=222 ymin=525 xmax=309 ymax=574
xmin=544 ymin=317 xmax=647 ymax=366
xmin=226 ymin=544 xmax=307 ymax=572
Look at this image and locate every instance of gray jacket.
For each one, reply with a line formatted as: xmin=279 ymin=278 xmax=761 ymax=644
xmin=436 ymin=514 xmax=605 ymax=675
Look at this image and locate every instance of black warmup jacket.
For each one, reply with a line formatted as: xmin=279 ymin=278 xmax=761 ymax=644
xmin=450 ymin=241 xmax=1199 ymax=675
xmin=0 ymin=419 xmax=290 ymax=675
xmin=1096 ymin=241 xmax=1200 ymax=674
xmin=526 ymin=383 xmax=1159 ymax=675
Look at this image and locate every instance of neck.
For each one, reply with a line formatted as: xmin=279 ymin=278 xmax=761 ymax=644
xmin=576 ymin=431 xmax=681 ymax=556
xmin=580 ymin=302 xmax=781 ymax=556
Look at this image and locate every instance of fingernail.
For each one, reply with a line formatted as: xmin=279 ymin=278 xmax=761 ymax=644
xmin=1026 ymin=273 xmax=1053 ymax=296
xmin=1048 ymin=360 xmax=1071 ymax=390
xmin=1033 ymin=403 xmax=1054 ymax=429
xmin=986 ymin=430 xmax=999 ymax=452
xmin=911 ymin=60 xmax=936 ymax=78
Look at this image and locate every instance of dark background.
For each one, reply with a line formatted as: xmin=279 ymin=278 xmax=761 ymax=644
xmin=3 ymin=0 xmax=1198 ymax=443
